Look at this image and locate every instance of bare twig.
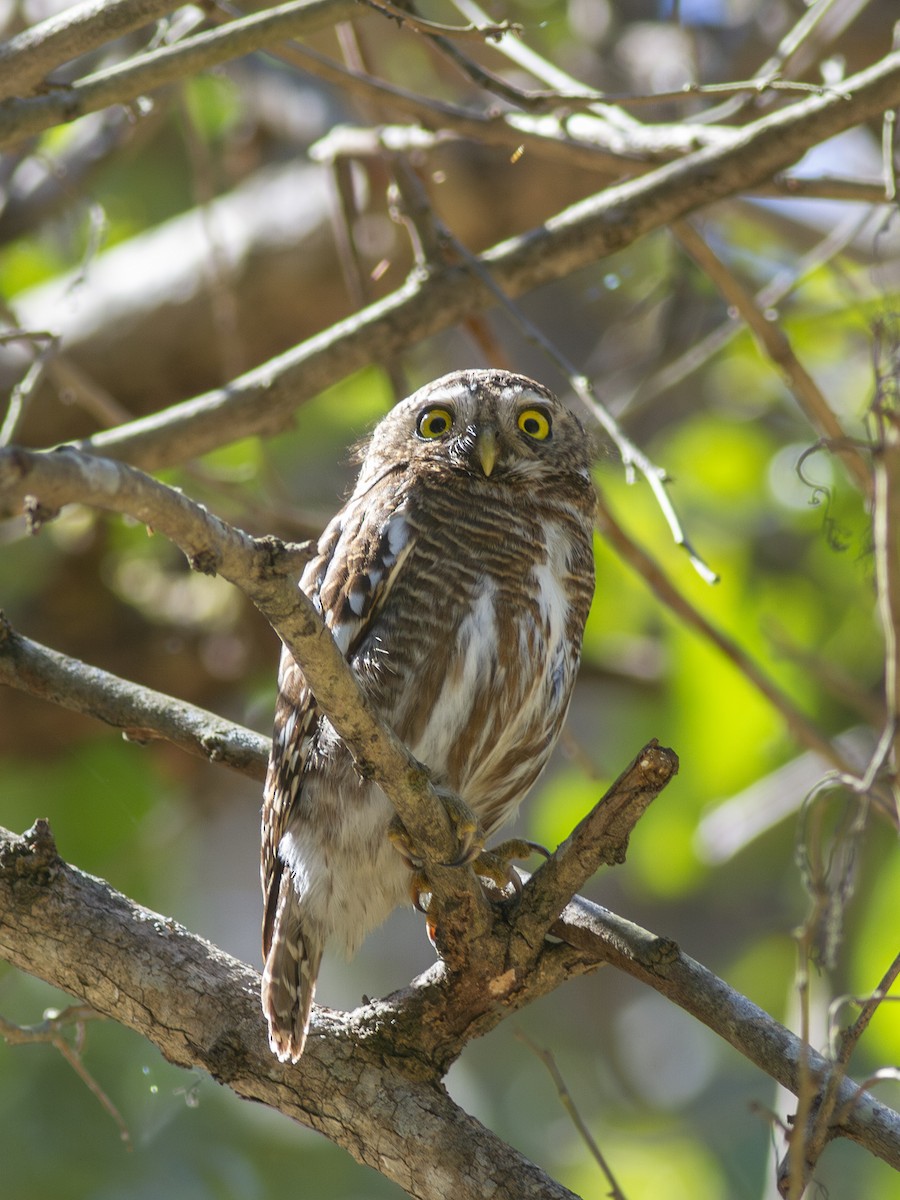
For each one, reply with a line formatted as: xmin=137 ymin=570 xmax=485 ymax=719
xmin=359 ymin=0 xmax=519 ymax=42
xmin=519 ymin=741 xmax=677 ymax=943
xmin=672 ymin=218 xmax=872 ymax=500
xmin=871 ymin=317 xmax=900 ymax=818
xmin=514 ymin=1029 xmax=628 ymax=1200
xmin=698 ymin=0 xmax=868 ymax=125
xmin=594 ymin=493 xmax=859 ymax=778
xmin=449 ymin=0 xmax=642 ymax=134
xmin=0 ymin=329 xmax=58 ymax=447
xmin=216 ymin=15 xmax=648 ymax=173
xmin=552 ymin=892 xmax=900 ymax=1174
xmin=837 ymin=952 xmax=900 ymax=1067
xmin=0 ymin=614 xmax=271 ymax=779
xmin=0 ymin=1004 xmax=131 ymax=1145
xmin=621 ymin=208 xmax=875 ymax=421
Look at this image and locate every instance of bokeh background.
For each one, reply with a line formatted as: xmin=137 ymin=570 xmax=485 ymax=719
xmin=1 ymin=0 xmax=899 ymax=1197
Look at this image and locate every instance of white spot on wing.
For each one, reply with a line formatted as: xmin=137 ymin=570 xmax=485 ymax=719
xmin=412 ymin=578 xmax=497 ymax=771
xmin=532 ymin=523 xmax=571 ymax=648
xmin=385 ymin=511 xmax=409 ymax=559
xmin=348 ymin=581 xmax=368 ymax=616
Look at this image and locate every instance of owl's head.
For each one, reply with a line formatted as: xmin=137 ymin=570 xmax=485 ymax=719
xmin=357 ymin=369 xmax=594 ymax=489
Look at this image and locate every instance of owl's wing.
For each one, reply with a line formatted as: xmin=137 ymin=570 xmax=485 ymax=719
xmin=261 ymin=492 xmax=414 ymax=956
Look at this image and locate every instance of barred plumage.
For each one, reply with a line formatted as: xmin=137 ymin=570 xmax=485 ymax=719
xmin=261 ymin=369 xmax=596 ymax=1061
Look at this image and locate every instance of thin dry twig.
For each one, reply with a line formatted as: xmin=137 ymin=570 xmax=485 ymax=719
xmin=870 ymin=316 xmax=900 ymax=818
xmin=519 ymin=741 xmax=677 ymax=943
xmin=359 ymin=0 xmax=519 ymax=42
xmin=0 ymin=328 xmax=58 ymax=447
xmin=594 ymin=492 xmax=859 ymax=778
xmin=836 ymin=953 xmax=900 ymax=1067
xmin=672 ymin=218 xmax=872 ymax=500
xmin=780 ymin=952 xmax=900 ymax=1196
xmin=621 ymin=208 xmax=875 ymax=421
xmin=697 ymin=0 xmax=866 ymax=125
xmin=514 ymin=1029 xmax=628 ymax=1200
xmin=0 ymin=1004 xmax=131 ymax=1145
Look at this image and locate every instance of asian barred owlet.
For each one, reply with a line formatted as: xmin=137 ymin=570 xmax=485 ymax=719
xmin=261 ymin=368 xmax=596 ymax=1061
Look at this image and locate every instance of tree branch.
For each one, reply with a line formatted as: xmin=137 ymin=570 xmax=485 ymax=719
xmin=518 ymin=741 xmax=678 ymax=942
xmin=0 ymin=820 xmax=579 ymax=1200
xmin=3 ymin=818 xmax=898 ymax=1186
xmin=0 ymin=0 xmax=180 ymax=100
xmin=66 ymin=47 xmax=900 ymax=472
xmin=552 ymin=896 xmax=900 ymax=1174
xmin=0 ymin=614 xmax=270 ymax=780
xmin=0 ymin=0 xmax=361 ymax=151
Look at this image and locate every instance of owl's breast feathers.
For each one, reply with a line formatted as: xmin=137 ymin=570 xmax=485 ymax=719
xmin=297 ymin=466 xmax=595 ymax=833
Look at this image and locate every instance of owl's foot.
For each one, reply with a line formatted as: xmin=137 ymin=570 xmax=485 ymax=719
xmin=437 ymin=791 xmax=483 ymax=866
xmin=387 ymin=790 xmax=483 ymax=871
xmin=406 ymin=868 xmax=431 ymax=913
xmin=472 ymin=839 xmax=551 ymax=901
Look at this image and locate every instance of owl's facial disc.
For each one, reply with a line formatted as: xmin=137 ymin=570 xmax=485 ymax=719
xmin=410 ymin=381 xmax=563 ymax=482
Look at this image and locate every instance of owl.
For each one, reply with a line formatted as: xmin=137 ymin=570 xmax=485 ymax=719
xmin=261 ymin=368 xmax=596 ymax=1062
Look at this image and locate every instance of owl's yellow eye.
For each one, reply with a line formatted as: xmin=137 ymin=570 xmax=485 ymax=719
xmin=517 ymin=408 xmax=551 ymax=440
xmin=416 ymin=407 xmax=454 ymax=439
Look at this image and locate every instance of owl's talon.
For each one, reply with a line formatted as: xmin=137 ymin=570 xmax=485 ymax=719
xmin=407 ymin=869 xmax=432 ymax=913
xmin=388 ymin=794 xmax=483 ymax=870
xmin=387 ymin=815 xmax=425 ymax=870
xmin=472 ymin=839 xmax=550 ymax=900
xmin=436 ymin=790 xmax=483 ymax=867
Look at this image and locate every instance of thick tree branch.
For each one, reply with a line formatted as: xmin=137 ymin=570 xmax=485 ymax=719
xmin=0 ymin=820 xmax=578 ymax=1200
xmin=3 ymin=819 xmax=898 ymax=1184
xmin=66 ymin=48 xmax=900 ymax=472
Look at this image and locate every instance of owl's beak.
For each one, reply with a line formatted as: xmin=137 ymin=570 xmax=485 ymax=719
xmin=475 ymin=427 xmax=499 ymax=477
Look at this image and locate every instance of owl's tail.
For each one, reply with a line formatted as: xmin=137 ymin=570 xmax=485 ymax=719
xmin=261 ymin=877 xmax=324 ymax=1063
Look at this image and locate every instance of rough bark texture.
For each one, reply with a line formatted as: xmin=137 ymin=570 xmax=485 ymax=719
xmin=0 ymin=818 xmax=580 ymax=1200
